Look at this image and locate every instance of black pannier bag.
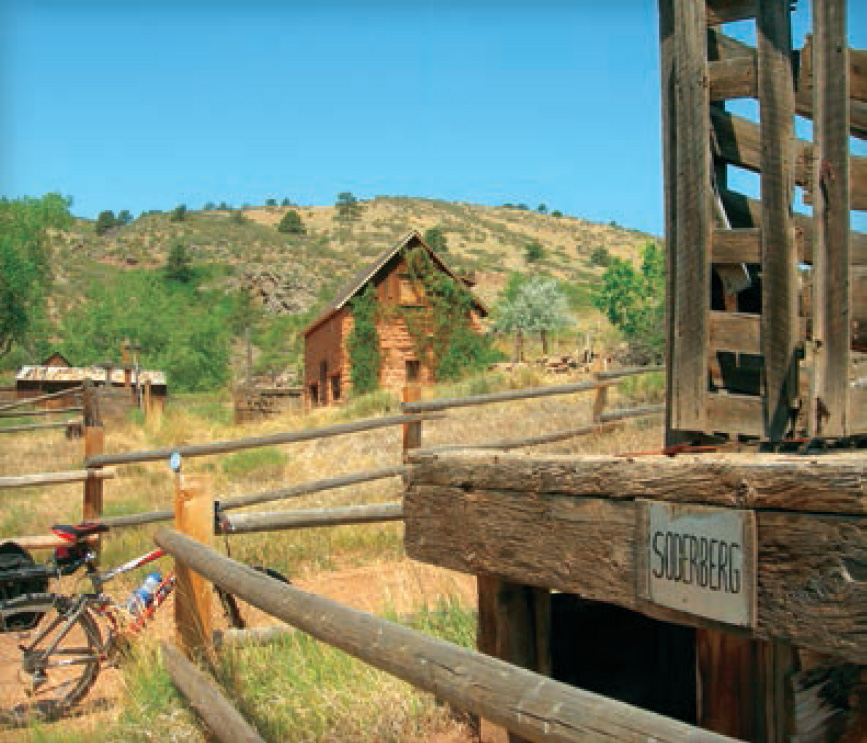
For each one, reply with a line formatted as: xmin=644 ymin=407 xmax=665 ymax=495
xmin=0 ymin=541 xmax=50 ymax=632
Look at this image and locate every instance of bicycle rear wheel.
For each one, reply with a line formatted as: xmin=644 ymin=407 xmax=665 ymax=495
xmin=0 ymin=593 xmax=102 ymax=724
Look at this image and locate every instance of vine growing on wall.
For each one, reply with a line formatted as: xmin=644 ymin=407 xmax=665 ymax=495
xmin=346 ymin=284 xmax=381 ymax=395
xmin=399 ymin=248 xmax=499 ymax=381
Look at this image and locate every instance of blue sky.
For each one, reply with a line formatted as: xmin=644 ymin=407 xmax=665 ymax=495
xmin=1 ymin=1 xmax=864 ymax=235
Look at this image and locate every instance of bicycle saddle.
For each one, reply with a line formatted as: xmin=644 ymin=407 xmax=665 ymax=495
xmin=51 ymin=522 xmax=109 ymax=542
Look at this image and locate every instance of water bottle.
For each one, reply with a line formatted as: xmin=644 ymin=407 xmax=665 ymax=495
xmin=127 ymin=572 xmax=162 ymax=615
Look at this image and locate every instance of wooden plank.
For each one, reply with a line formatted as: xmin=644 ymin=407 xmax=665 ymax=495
xmin=406 ymin=450 xmax=867 ymax=515
xmin=812 ymin=0 xmax=852 ymax=437
xmin=401 ymin=379 xmax=615 ymax=414
xmin=712 ymin=109 xmax=867 ymax=209
xmin=851 ymin=386 xmax=866 ymax=430
xmin=709 ymin=57 xmax=757 ymax=101
xmin=0 ymin=385 xmax=83 ymax=414
xmin=719 ymin=188 xmax=867 ymax=266
xmin=220 ymin=503 xmax=403 ymax=535
xmin=83 ymin=426 xmax=104 ymax=529
xmin=658 ymin=0 xmax=679 ymax=445
xmin=799 ymin=35 xmax=867 ymax=107
xmin=712 ymin=228 xmax=762 ymax=264
xmin=86 ymin=414 xmax=431 ymax=467
xmin=706 ymin=0 xmax=755 ymax=26
xmin=0 ymin=467 xmax=115 ymax=490
xmin=403 ymin=484 xmax=867 ymax=662
xmin=595 ymin=364 xmax=665 ymax=380
xmin=155 ymin=529 xmax=739 ymax=743
xmin=710 ymin=313 xmax=760 ymax=354
xmin=174 ymin=474 xmax=213 ymax=655
xmin=670 ymin=0 xmax=711 ymax=432
xmin=416 ymin=423 xmax=619 ymax=455
xmin=707 ymin=393 xmax=764 ymax=436
xmin=757 ymin=0 xmax=799 ymax=442
xmin=598 ymin=404 xmax=665 ymax=423
xmin=162 ymin=642 xmax=265 ymax=743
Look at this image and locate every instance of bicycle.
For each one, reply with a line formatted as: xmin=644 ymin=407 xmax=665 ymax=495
xmin=0 ymin=514 xmax=287 ymax=724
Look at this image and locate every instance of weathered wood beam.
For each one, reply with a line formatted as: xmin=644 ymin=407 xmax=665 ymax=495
xmin=706 ymin=393 xmax=763 ymax=436
xmin=719 ymin=188 xmax=867 ymax=266
xmin=86 ymin=415 xmax=429 ymax=467
xmin=161 ymin=642 xmax=265 ymax=743
xmin=706 ymin=0 xmax=755 ymax=26
xmin=400 ymin=379 xmax=615 ymax=414
xmin=599 ymin=404 xmax=666 ymax=423
xmin=404 ymin=479 xmax=867 ymax=662
xmin=712 ymin=109 xmax=867 ymax=210
xmin=155 ymin=528 xmax=739 ymax=743
xmin=0 ymin=468 xmax=115 ymax=490
xmin=220 ymin=502 xmax=403 ymax=535
xmin=712 ymin=227 xmax=764 ymax=263
xmin=812 ymin=0 xmax=852 ymax=436
xmin=406 ymin=450 xmax=867 ymax=514
xmin=709 ymin=57 xmax=757 ymax=101
xmin=670 ymin=0 xmax=711 ymax=432
xmin=707 ymin=29 xmax=867 ymax=139
xmin=213 ymin=624 xmax=293 ymax=650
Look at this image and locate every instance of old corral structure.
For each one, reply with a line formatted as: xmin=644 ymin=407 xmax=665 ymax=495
xmin=302 ymin=230 xmax=487 ymax=407
xmin=405 ymin=2 xmax=865 ymax=741
xmin=16 ymin=355 xmax=167 ymax=422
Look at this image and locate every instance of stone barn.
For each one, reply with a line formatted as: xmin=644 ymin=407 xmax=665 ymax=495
xmin=302 ymin=230 xmax=487 ymax=407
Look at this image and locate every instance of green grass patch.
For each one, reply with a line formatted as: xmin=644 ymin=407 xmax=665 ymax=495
xmin=221 ymin=447 xmax=288 ymax=479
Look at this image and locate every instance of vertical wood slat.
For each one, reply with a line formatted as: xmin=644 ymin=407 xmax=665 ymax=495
xmin=670 ymin=0 xmax=711 ymax=433
xmin=757 ymin=0 xmax=799 ymax=441
xmin=812 ymin=0 xmax=851 ymax=435
xmin=658 ymin=0 xmax=680 ymax=445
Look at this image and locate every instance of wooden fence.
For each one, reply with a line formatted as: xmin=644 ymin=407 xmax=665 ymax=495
xmin=0 ymin=367 xmax=676 ymax=740
xmin=0 ymin=386 xmax=85 ymax=438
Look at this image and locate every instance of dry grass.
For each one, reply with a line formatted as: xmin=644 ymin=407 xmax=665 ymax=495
xmin=0 ymin=368 xmax=663 ymax=741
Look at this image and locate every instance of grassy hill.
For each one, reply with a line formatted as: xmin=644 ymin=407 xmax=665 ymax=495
xmin=24 ymin=197 xmax=658 ymax=387
xmin=53 ymin=197 xmax=657 ymax=310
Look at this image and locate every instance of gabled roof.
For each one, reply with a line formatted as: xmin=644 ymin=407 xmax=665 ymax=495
xmin=303 ymin=230 xmax=487 ymax=337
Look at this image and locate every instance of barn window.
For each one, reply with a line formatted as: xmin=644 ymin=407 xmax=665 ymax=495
xmin=309 ymin=384 xmax=319 ymax=406
xmin=398 ymin=274 xmax=424 ymax=306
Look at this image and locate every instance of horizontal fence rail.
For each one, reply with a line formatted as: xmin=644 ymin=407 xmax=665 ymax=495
xmin=0 ymin=386 xmax=84 ymax=414
xmin=599 ymin=403 xmax=666 ymax=422
xmin=0 ymin=420 xmax=82 ymax=434
xmin=101 ymin=466 xmax=406 ymax=528
xmin=86 ymin=414 xmax=435 ymax=467
xmin=220 ymin=502 xmax=403 ymax=535
xmin=416 ymin=422 xmax=621 ymax=455
xmin=595 ymin=364 xmax=665 ymax=380
xmin=155 ymin=529 xmax=738 ymax=743
xmin=400 ymin=379 xmax=617 ymax=414
xmin=0 ymin=406 xmax=83 ymax=418
xmin=0 ymin=468 xmax=115 ymax=490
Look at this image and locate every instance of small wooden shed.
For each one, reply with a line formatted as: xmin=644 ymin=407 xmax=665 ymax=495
xmin=302 ymin=230 xmax=487 ymax=407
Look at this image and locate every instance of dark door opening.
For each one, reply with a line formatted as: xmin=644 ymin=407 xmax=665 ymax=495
xmin=406 ymin=359 xmax=420 ymax=384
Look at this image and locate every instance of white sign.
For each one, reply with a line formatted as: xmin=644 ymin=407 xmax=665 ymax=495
xmin=637 ymin=500 xmax=757 ymax=628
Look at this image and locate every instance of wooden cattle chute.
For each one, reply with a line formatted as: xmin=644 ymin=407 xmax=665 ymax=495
xmin=662 ymin=0 xmax=866 ymax=442
xmin=155 ymin=527 xmax=739 ymax=743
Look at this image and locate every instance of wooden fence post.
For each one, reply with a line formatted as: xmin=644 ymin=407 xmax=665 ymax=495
xmin=82 ymin=381 xmax=105 ymax=554
xmin=402 ymin=386 xmax=422 ymax=458
xmin=592 ymin=373 xmax=609 ymax=423
xmin=174 ymin=473 xmax=214 ymax=656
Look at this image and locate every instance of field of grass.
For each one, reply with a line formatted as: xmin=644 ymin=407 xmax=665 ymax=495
xmin=0 ymin=368 xmax=663 ymax=741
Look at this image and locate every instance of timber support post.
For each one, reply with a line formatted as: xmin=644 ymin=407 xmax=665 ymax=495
xmin=82 ymin=381 xmax=105 ymax=554
xmin=591 ymin=373 xmax=609 ymax=423
xmin=174 ymin=473 xmax=214 ymax=656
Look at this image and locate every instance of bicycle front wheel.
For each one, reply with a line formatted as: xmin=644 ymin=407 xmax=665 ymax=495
xmin=0 ymin=593 xmax=102 ymax=724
